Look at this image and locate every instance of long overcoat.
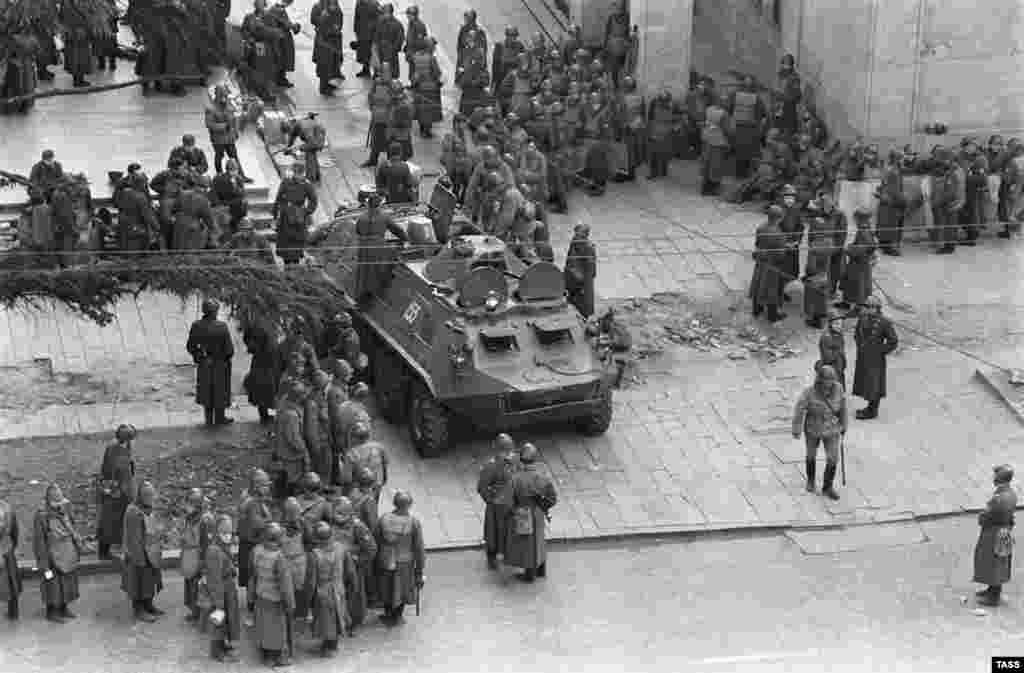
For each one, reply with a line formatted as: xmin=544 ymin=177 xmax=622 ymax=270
xmin=852 ymin=314 xmax=898 ymax=401
xmin=476 ymin=458 xmax=514 ymax=556
xmin=186 ymin=316 xmax=235 ymax=409
xmin=503 ymin=465 xmax=557 ymax=571
xmin=0 ymin=505 xmax=22 ymax=603
xmin=97 ymin=441 xmax=135 ymax=546
xmin=311 ymin=2 xmax=344 ymax=80
xmin=243 ymin=322 xmax=281 ymax=410
xmin=841 ymin=229 xmax=876 ymax=305
xmin=564 ymin=236 xmax=597 ymax=318
xmin=354 ymin=210 xmax=407 ymax=299
xmin=973 ymin=484 xmax=1017 ymax=586
xmin=748 ymin=220 xmax=785 ymax=307
xmin=204 ymin=542 xmax=242 ymax=643
xmin=310 ymin=542 xmax=355 ymax=641
xmin=34 ymin=506 xmax=82 ymax=607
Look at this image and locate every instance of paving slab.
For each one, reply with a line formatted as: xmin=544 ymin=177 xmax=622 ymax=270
xmin=786 ymin=521 xmax=930 ymax=555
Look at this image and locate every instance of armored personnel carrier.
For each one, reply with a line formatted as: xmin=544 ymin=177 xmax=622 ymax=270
xmin=312 ymin=186 xmax=614 ymax=457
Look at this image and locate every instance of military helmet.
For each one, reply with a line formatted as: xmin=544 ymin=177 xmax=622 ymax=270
xmin=393 ymin=490 xmax=413 ymax=508
xmin=356 ymin=466 xmax=376 ymax=486
xmin=350 ymin=422 xmax=372 ymax=442
xmin=264 ymin=522 xmax=284 ymax=543
xmin=301 ymin=471 xmax=322 ymax=492
xmin=251 ymin=468 xmax=271 ymax=489
xmin=405 ymin=4 xmax=418 ymax=15
xmin=505 ymin=26 xmax=518 ymax=37
xmin=505 ymin=112 xmax=520 ymax=126
xmin=994 ymin=464 xmax=1014 ymax=484
xmin=314 ymin=521 xmax=333 ymax=542
xmin=622 ymin=75 xmax=636 ymax=90
xmin=485 ymin=171 xmax=503 ymax=189
xmin=519 ymin=442 xmax=539 ymax=463
xmin=780 ymin=184 xmax=797 ymax=197
xmin=549 ymin=101 xmax=564 ymax=115
xmin=351 ymin=382 xmax=370 ymax=399
xmin=282 ymin=496 xmax=301 ymax=520
xmin=332 ymin=496 xmax=355 ymax=518
xmin=574 ymin=47 xmax=589 ymax=61
xmin=115 ymin=423 xmax=137 ymax=442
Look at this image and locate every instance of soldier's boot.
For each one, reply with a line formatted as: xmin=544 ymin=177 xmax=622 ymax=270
xmin=60 ymin=604 xmax=76 ymax=619
xmin=805 ymin=459 xmax=816 ymax=493
xmin=144 ymin=599 xmax=166 ymax=616
xmin=822 ymin=463 xmax=840 ymax=501
xmin=976 ymin=586 xmax=996 ymax=598
xmin=977 ymin=585 xmax=1002 ymax=606
xmin=204 ymin=406 xmax=215 ymax=427
xmin=517 ymin=569 xmax=536 ymax=583
xmin=6 ymin=598 xmax=18 ymax=620
xmin=214 ymin=408 xmax=235 ymax=426
xmin=134 ymin=601 xmax=157 ymax=622
xmin=856 ymin=400 xmax=879 ymax=420
xmin=486 ymin=553 xmax=498 ymax=570
xmin=766 ymin=305 xmax=787 ymax=323
xmin=536 ymin=563 xmax=547 ymax=578
xmin=98 ymin=542 xmax=112 ymax=560
xmin=109 ymin=57 xmax=117 ymax=70
xmin=46 ymin=606 xmax=67 ymax=623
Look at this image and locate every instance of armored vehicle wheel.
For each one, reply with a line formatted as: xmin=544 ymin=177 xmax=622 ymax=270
xmin=371 ymin=345 xmax=407 ymax=424
xmin=408 ymin=379 xmax=450 ymax=458
xmin=576 ymin=388 xmax=613 ymax=435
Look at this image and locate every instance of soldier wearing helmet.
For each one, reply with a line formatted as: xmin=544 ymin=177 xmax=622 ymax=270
xmin=493 ymin=26 xmax=524 ymax=96
xmin=328 ymin=494 xmax=377 ymax=628
xmin=816 ymin=308 xmax=848 ymax=389
xmin=238 ymin=469 xmax=273 ymax=604
xmin=295 ymin=472 xmax=331 ymax=543
xmin=343 ymin=423 xmax=389 ymax=506
xmin=375 ymin=489 xmax=424 ymax=625
xmin=792 ymin=363 xmax=847 ymax=500
xmin=839 ymin=207 xmax=877 ymax=309
xmin=616 ymin=74 xmax=646 ymax=181
xmin=186 ymin=297 xmax=235 ymax=428
xmin=181 ymin=488 xmax=216 ymax=622
xmin=476 ymin=432 xmax=520 ymax=564
xmin=96 ymin=424 xmax=137 ymax=559
xmin=749 ymin=204 xmax=788 ymax=323
xmin=123 ymin=481 xmax=165 ymax=622
xmin=465 ymin=144 xmax=515 ymax=223
xmin=852 ymin=294 xmax=897 ymax=420
xmin=347 ymin=466 xmax=381 ymax=531
xmin=275 ymin=380 xmax=312 ymax=498
xmin=505 ymin=443 xmax=557 ymax=582
xmin=250 ymin=521 xmax=295 ymax=667
xmin=604 ymin=0 xmax=630 ymax=84
xmin=35 ymin=482 xmax=83 ymax=623
xmin=457 ymin=10 xmax=486 ymax=71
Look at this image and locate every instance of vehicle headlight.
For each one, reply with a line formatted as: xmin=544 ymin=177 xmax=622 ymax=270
xmin=485 ymin=292 xmax=501 ymax=311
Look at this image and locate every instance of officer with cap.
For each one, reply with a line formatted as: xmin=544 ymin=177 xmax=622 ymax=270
xmin=354 ymin=186 xmax=408 ymax=304
xmin=749 ymin=204 xmax=788 ymax=323
xmin=97 ymin=424 xmax=138 ymax=559
xmin=272 ymin=161 xmax=318 ymax=265
xmin=477 ymin=434 xmax=519 ymax=569
xmin=974 ymin=464 xmax=1017 ymax=606
xmin=839 ymin=207 xmax=877 ymax=308
xmin=186 ymin=299 xmax=235 ymax=427
xmin=504 ymin=443 xmax=557 ymax=582
xmin=851 ymin=295 xmax=897 ymax=420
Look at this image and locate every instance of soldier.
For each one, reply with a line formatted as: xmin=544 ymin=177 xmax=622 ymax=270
xmin=344 ymin=423 xmax=389 ymax=505
xmin=363 ymin=63 xmax=395 ymax=167
xmin=330 ymin=496 xmax=377 ymax=630
xmin=295 ymin=472 xmax=332 ymax=543
xmin=504 ymin=113 xmax=530 ymax=158
xmin=205 ymin=86 xmax=248 ymax=179
xmin=172 ymin=184 xmax=216 ymax=251
xmin=377 ymin=143 xmax=418 ymax=204
xmin=792 ymin=364 xmax=847 ymax=500
xmin=931 ymin=147 xmax=965 ymax=255
xmin=875 ymin=151 xmax=906 ymax=256
xmin=34 ymin=483 xmax=83 ymax=623
xmin=604 ymin=0 xmax=630 ymax=84
xmin=477 ymin=434 xmax=518 ymax=569
xmin=241 ymin=320 xmax=282 ymax=425
xmin=185 ymin=299 xmax=235 ymax=427
xmin=504 ymin=443 xmax=557 ymax=583
xmin=729 ymin=76 xmax=766 ymax=179
xmin=456 ymin=10 xmax=487 ymax=71
xmin=266 ymin=0 xmax=300 ymax=88
xmin=180 ymin=488 xmax=215 ymax=623
xmin=335 ymin=383 xmax=372 ymax=459
xmin=279 ymin=498 xmax=312 ymax=624
xmin=442 ymin=114 xmax=474 ymax=201
xmin=273 ymin=161 xmax=318 ymax=265
xmin=616 ymin=75 xmax=646 ymax=181
xmin=701 ymin=95 xmax=732 ymax=196
xmin=96 ymin=424 xmax=136 ymax=560
xmin=286 ymin=113 xmax=327 ymax=184
xmin=114 ymin=172 xmax=159 ymax=253
xmin=492 ymin=27 xmax=524 ymax=97
xmin=353 ymin=0 xmax=380 ymax=77
xmin=517 ymin=139 xmax=549 ymax=215
xmin=411 ymin=38 xmax=443 ymax=138
xmin=322 ymin=311 xmax=363 ymax=375
xmin=777 ymin=184 xmax=803 ymax=302
xmin=817 ymin=310 xmax=847 ymax=389
xmin=840 ymin=209 xmax=876 ymax=309
xmin=304 ymin=371 xmax=338 ymax=483
xmin=122 ymin=481 xmax=165 ymax=623
xmin=647 ymin=90 xmax=676 ymax=180
xmin=354 ymin=188 xmax=408 ymax=303
xmin=388 ymin=83 xmax=415 ymax=160
xmin=276 ymin=381 xmax=313 ymax=497
xmin=852 ymin=295 xmax=898 ymax=420
xmin=456 ymin=41 xmax=491 ymax=117
xmin=349 ymin=466 xmax=381 ymax=533
xmin=548 ymin=49 xmax=569 ymax=95
xmin=777 ymin=54 xmax=802 ymax=137
xmin=974 ymin=465 xmax=1017 ymax=607
xmin=803 ymin=217 xmax=831 ymax=329
xmin=403 ymin=5 xmax=427 ymax=80
xmin=374 ymin=491 xmax=425 ymax=625
xmin=151 ymin=158 xmax=196 ymax=250
xmin=683 ymin=79 xmax=710 ymax=157
xmin=564 ymin=223 xmax=597 ymax=317
xmin=309 ymin=521 xmax=356 ymax=656
xmin=817 ymin=190 xmax=847 ymax=298
xmin=205 ymin=515 xmax=241 ymax=663
xmin=465 ymin=146 xmax=516 ymax=222
xmin=61 ymin=0 xmax=95 ymax=87
xmin=545 ymin=101 xmax=571 ymax=214
xmin=237 ymin=468 xmax=273 ymax=611
xmin=0 ymin=499 xmax=22 ymax=620
xmin=241 ymin=0 xmax=285 ymax=101
xmin=373 ymin=4 xmax=404 ymax=78
xmin=169 ymin=134 xmax=210 ymax=176
xmin=250 ymin=523 xmax=296 ymax=667
xmin=748 ymin=204 xmax=787 ymax=323
xmin=502 ymin=53 xmax=534 ymax=119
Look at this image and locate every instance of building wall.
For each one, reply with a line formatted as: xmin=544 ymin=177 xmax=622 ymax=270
xmin=690 ymin=0 xmax=783 ymax=87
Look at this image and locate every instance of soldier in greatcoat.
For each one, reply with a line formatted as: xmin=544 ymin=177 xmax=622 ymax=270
xmin=267 ymin=0 xmax=300 ymax=87
xmin=343 ymin=424 xmax=389 ymax=505
xmin=840 ymin=209 xmax=877 ymax=308
xmin=243 ymin=320 xmax=282 ymax=425
xmin=852 ymin=295 xmax=898 ymax=420
xmin=504 ymin=443 xmax=557 ymax=582
xmin=411 ymin=39 xmax=444 ymax=138
xmin=279 ymin=498 xmax=313 ymax=623
xmin=875 ymin=152 xmax=907 ymax=256
xmin=186 ymin=299 xmax=235 ymax=427
xmin=114 ymin=172 xmax=160 ymax=253
xmin=335 ymin=383 xmax=372 ymax=458
xmin=477 ymin=434 xmax=518 ymax=569
xmin=803 ymin=217 xmax=831 ymax=328
xmin=237 ymin=469 xmax=274 ymax=611
xmin=792 ymin=365 xmax=847 ymax=500
xmin=354 ymin=189 xmax=408 ymax=303
xmin=311 ymin=0 xmax=345 ymax=95
xmin=305 ymin=371 xmax=339 ymax=482
xmin=816 ymin=191 xmax=847 ymax=297
xmin=241 ymin=0 xmax=286 ymax=101
xmin=403 ymin=5 xmax=428 ymax=80
xmin=272 ymin=161 xmax=318 ymax=264
xmin=974 ymin=465 xmax=1017 ymax=607
xmin=275 ymin=381 xmax=313 ymax=497
xmin=122 ymin=481 xmax=165 ymax=622
xmin=172 ymin=185 xmax=215 ymax=251
xmin=374 ymin=491 xmax=425 ymax=625
xmin=330 ymin=496 xmax=377 ymax=630
xmin=492 ymin=27 xmax=524 ymax=97
xmin=294 ymin=472 xmax=332 ymax=546
xmin=286 ymin=113 xmax=328 ymax=183
xmin=34 ymin=483 xmax=82 ymax=623
xmin=0 ymin=499 xmax=21 ymax=620
xmin=353 ymin=0 xmax=381 ymax=77
xmin=180 ymin=488 xmax=215 ymax=623
xmin=96 ymin=424 xmax=137 ymax=559
xmin=748 ymin=205 xmax=787 ymax=323
xmin=362 ymin=64 xmax=396 ymax=167
xmin=372 ymin=4 xmax=405 ymax=78
xmin=729 ymin=76 xmax=766 ymax=179
xmin=564 ymin=223 xmax=597 ymax=318
xmin=250 ymin=523 xmax=296 ymax=667
xmin=205 ymin=515 xmax=242 ymax=663
xmin=647 ymin=90 xmax=676 ymax=180
xmin=817 ymin=310 xmax=847 ymax=389
xmin=310 ymin=522 xmax=357 ymax=655
xmin=350 ymin=467 xmax=381 ymax=532
xmin=456 ymin=11 xmax=487 ymax=72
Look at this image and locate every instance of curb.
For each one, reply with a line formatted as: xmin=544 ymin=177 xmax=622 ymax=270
xmin=15 ymin=505 xmax=1012 ymax=580
xmin=975 ymin=367 xmax=1024 ymax=426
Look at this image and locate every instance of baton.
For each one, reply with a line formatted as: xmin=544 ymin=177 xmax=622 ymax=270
xmin=840 ymin=433 xmax=847 ymax=486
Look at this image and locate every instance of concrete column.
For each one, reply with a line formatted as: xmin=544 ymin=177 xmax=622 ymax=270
xmin=631 ymin=0 xmax=694 ymax=98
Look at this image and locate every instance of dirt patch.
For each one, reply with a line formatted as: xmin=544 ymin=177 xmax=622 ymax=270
xmin=0 ymin=359 xmax=201 ymax=414
xmin=0 ymin=423 xmax=274 ymax=560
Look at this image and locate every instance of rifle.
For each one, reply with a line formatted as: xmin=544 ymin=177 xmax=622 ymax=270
xmin=840 ymin=433 xmax=847 ymax=486
xmin=415 ymin=581 xmax=421 ymax=616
